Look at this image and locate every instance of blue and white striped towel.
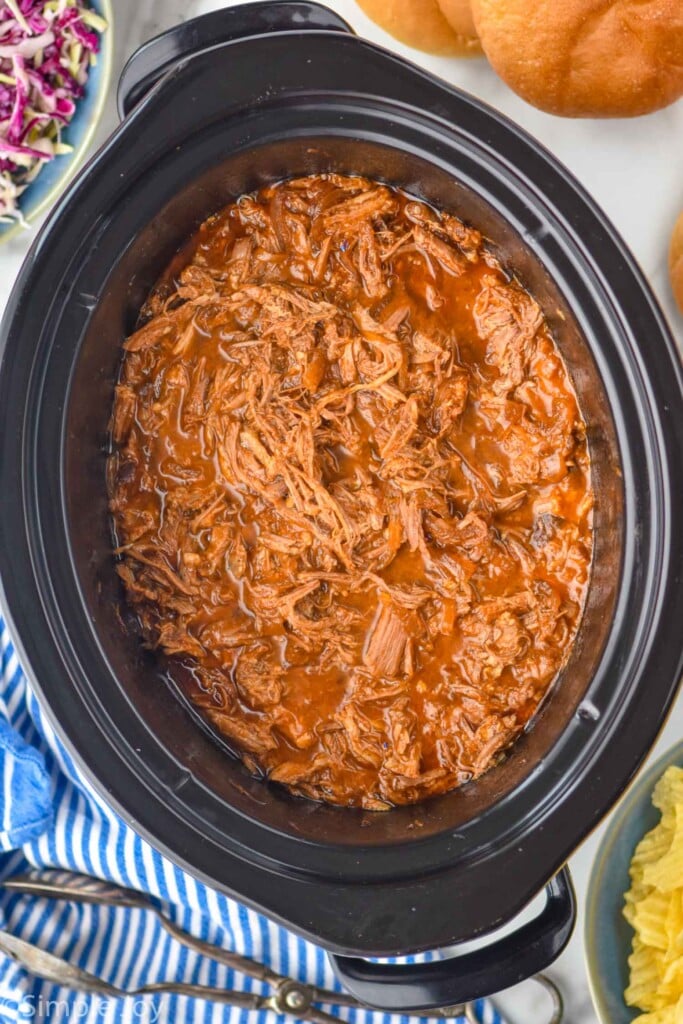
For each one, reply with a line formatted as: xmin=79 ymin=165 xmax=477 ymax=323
xmin=0 ymin=615 xmax=503 ymax=1024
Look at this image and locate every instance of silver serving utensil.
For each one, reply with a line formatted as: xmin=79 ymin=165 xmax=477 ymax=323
xmin=1 ymin=870 xmax=561 ymax=1024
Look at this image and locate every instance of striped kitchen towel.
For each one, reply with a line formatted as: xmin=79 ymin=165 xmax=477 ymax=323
xmin=0 ymin=615 xmax=503 ymax=1024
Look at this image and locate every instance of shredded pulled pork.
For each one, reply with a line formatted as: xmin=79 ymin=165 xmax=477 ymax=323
xmin=108 ymin=174 xmax=593 ymax=810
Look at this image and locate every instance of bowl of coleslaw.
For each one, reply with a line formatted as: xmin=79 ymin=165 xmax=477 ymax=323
xmin=0 ymin=0 xmax=112 ymax=241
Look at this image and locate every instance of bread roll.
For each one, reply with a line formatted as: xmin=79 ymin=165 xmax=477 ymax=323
xmin=436 ymin=0 xmax=482 ymax=55
xmin=471 ymin=0 xmax=683 ymax=117
xmin=670 ymin=211 xmax=683 ymax=314
xmin=355 ymin=0 xmax=478 ymax=56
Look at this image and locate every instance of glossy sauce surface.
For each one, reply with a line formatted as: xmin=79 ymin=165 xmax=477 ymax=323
xmin=109 ymin=175 xmax=593 ymax=809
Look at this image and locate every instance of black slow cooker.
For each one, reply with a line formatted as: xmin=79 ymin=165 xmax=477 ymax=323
xmin=1 ymin=2 xmax=682 ymax=1011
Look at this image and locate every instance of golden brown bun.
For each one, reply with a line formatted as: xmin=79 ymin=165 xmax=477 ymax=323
xmin=355 ymin=0 xmax=478 ymax=56
xmin=436 ymin=0 xmax=483 ymax=55
xmin=670 ymin=211 xmax=683 ymax=314
xmin=471 ymin=0 xmax=683 ymax=117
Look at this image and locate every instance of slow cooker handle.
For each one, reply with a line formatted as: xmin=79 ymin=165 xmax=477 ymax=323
xmin=116 ymin=2 xmax=355 ymax=119
xmin=328 ymin=867 xmax=575 ymax=1011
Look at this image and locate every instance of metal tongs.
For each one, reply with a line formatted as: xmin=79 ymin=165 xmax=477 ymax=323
xmin=0 ymin=871 xmax=563 ymax=1023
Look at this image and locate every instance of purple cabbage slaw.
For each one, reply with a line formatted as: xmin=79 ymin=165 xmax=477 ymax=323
xmin=0 ymin=0 xmax=107 ymax=224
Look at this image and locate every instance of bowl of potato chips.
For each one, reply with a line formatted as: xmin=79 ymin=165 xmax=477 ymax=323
xmin=586 ymin=740 xmax=683 ymax=1024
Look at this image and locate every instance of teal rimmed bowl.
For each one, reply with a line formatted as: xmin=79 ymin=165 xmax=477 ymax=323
xmin=586 ymin=739 xmax=683 ymax=1023
xmin=0 ymin=0 xmax=113 ymax=244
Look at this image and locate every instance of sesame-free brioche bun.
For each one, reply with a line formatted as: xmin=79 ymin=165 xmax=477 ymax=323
xmin=471 ymin=0 xmax=683 ymax=117
xmin=355 ymin=0 xmax=479 ymax=56
xmin=670 ymin=211 xmax=683 ymax=314
xmin=436 ymin=0 xmax=482 ymax=54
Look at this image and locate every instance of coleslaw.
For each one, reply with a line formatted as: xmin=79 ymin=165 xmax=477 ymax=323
xmin=0 ymin=0 xmax=107 ymax=224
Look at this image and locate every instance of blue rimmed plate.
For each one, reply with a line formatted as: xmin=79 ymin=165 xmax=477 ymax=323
xmin=586 ymin=740 xmax=683 ymax=1023
xmin=0 ymin=0 xmax=113 ymax=244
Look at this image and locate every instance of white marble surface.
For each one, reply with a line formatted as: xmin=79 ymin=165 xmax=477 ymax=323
xmin=1 ymin=3 xmax=682 ymax=1022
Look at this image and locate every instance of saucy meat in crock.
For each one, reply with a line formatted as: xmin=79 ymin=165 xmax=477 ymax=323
xmin=108 ymin=174 xmax=593 ymax=810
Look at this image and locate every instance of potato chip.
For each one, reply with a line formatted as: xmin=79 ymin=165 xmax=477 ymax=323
xmin=662 ymin=957 xmax=683 ymax=1000
xmin=632 ymin=823 xmax=675 ymax=869
xmin=626 ymin=890 xmax=644 ymax=927
xmin=633 ymin=1007 xmax=678 ymax=1024
xmin=653 ymin=769 xmax=683 ymax=816
xmin=645 ymin=807 xmax=683 ymax=893
xmin=635 ymin=891 xmax=673 ymax=951
xmin=627 ymin=939 xmax=667 ymax=1010
xmin=665 ymin=890 xmax=683 ymax=955
xmin=624 ymin=767 xmax=683 ymax=1019
xmin=627 ymin=863 xmax=650 ymax=905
